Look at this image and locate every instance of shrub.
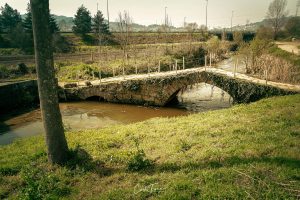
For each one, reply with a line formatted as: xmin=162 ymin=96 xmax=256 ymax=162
xmin=0 ymin=65 xmax=9 ymax=78
xmin=127 ymin=138 xmax=153 ymax=172
xmin=18 ymin=63 xmax=29 ymax=74
xmin=127 ymin=149 xmax=153 ymax=172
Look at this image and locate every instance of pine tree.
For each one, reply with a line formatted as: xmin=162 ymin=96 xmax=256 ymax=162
xmin=23 ymin=4 xmax=59 ymax=34
xmin=23 ymin=3 xmax=32 ymax=33
xmin=73 ymin=5 xmax=92 ymax=35
xmin=49 ymin=15 xmax=59 ymax=33
xmin=0 ymin=3 xmax=22 ymax=32
xmin=93 ymin=10 xmax=110 ymax=35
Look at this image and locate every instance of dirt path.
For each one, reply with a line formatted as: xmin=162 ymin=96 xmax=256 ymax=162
xmin=276 ymin=42 xmax=300 ymax=55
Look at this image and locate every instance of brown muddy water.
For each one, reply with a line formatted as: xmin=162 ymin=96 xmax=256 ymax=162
xmin=0 ymin=83 xmax=232 ymax=145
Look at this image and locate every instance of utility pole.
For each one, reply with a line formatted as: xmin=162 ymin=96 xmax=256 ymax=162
xmin=231 ymin=10 xmax=234 ymax=33
xmin=107 ymin=0 xmax=110 ymax=29
xmin=205 ymin=0 xmax=208 ymax=30
xmin=164 ymin=6 xmax=168 ymax=52
xmin=165 ymin=6 xmax=168 ymax=27
xmin=184 ymin=17 xmax=186 ymax=28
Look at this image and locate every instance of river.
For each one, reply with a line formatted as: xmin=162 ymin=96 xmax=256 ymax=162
xmin=0 ymin=60 xmax=236 ymax=145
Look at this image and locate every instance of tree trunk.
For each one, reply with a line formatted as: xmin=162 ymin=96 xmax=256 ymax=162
xmin=30 ymin=0 xmax=69 ymax=164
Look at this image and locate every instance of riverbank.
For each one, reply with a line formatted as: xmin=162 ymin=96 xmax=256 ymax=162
xmin=0 ymin=94 xmax=299 ymax=199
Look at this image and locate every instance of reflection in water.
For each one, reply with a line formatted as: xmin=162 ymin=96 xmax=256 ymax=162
xmin=0 ymin=102 xmax=187 ymax=145
xmin=176 ymin=83 xmax=233 ymax=112
xmin=0 ymin=83 xmax=233 ymax=145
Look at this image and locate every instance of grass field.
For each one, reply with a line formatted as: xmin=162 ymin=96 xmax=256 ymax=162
xmin=0 ymin=94 xmax=299 ymax=199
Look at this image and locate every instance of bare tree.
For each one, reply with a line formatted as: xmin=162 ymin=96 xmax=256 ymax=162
xmin=233 ymin=31 xmax=244 ymax=46
xmin=296 ymin=0 xmax=300 ymax=16
xmin=116 ymin=11 xmax=132 ymax=65
xmin=266 ymin=0 xmax=288 ymax=40
xmin=185 ymin=23 xmax=198 ymax=53
xmin=30 ymin=0 xmax=69 ymax=164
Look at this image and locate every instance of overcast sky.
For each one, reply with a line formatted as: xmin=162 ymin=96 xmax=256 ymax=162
xmin=1 ymin=0 xmax=298 ymax=28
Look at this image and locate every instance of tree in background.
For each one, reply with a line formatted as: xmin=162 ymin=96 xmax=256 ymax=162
xmin=266 ymin=0 xmax=288 ymax=40
xmin=0 ymin=3 xmax=32 ymax=51
xmin=0 ymin=12 xmax=3 ymax=47
xmin=93 ymin=10 xmax=110 ymax=35
xmin=185 ymin=23 xmax=198 ymax=53
xmin=30 ymin=0 xmax=69 ymax=165
xmin=0 ymin=3 xmax=22 ymax=32
xmin=73 ymin=5 xmax=92 ymax=35
xmin=239 ymin=37 xmax=271 ymax=74
xmin=296 ymin=0 xmax=300 ymax=16
xmin=233 ymin=31 xmax=243 ymax=47
xmin=49 ymin=15 xmax=60 ymax=34
xmin=256 ymin=26 xmax=274 ymax=40
xmin=116 ymin=11 xmax=132 ymax=64
xmin=22 ymin=4 xmax=61 ymax=53
xmin=23 ymin=4 xmax=32 ymax=32
xmin=285 ymin=17 xmax=300 ymax=38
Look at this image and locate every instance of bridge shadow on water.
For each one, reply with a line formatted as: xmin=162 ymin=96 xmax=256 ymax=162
xmin=0 ymin=106 xmax=39 ymax=136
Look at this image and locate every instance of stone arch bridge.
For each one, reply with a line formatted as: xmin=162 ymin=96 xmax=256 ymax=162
xmin=59 ymin=68 xmax=300 ymax=106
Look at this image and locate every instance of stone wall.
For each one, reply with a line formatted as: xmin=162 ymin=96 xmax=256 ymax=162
xmin=0 ymin=80 xmax=39 ymax=113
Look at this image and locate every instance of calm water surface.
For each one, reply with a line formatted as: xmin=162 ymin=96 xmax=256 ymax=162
xmin=0 ymin=63 xmax=234 ymax=145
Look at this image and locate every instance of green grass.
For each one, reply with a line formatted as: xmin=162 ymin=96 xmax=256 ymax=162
xmin=0 ymin=95 xmax=300 ymax=199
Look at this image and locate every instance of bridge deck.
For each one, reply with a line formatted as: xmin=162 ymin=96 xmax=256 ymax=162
xmin=72 ymin=67 xmax=300 ymax=93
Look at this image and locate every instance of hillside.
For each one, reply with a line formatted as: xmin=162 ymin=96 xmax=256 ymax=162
xmin=0 ymin=94 xmax=299 ymax=199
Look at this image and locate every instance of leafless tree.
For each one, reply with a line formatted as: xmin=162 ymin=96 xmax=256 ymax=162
xmin=116 ymin=11 xmax=132 ymax=65
xmin=233 ymin=31 xmax=244 ymax=46
xmin=266 ymin=0 xmax=288 ymax=40
xmin=296 ymin=0 xmax=300 ymax=16
xmin=185 ymin=23 xmax=198 ymax=53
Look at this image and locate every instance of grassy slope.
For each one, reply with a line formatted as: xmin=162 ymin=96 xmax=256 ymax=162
xmin=0 ymin=95 xmax=300 ymax=199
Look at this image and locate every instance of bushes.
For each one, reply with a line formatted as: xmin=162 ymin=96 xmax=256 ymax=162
xmin=238 ymin=39 xmax=300 ymax=83
xmin=0 ymin=65 xmax=10 ymax=78
xmin=0 ymin=64 xmax=35 ymax=79
xmin=127 ymin=138 xmax=153 ymax=172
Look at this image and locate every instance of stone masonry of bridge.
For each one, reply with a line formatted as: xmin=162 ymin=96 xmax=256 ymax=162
xmin=59 ymin=68 xmax=300 ymax=106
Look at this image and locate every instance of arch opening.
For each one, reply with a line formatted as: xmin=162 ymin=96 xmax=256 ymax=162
xmin=85 ymin=96 xmax=105 ymax=102
xmin=166 ymin=83 xmax=233 ymax=112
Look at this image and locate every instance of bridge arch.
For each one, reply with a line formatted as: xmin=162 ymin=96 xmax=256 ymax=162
xmin=60 ymin=69 xmax=297 ymax=107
